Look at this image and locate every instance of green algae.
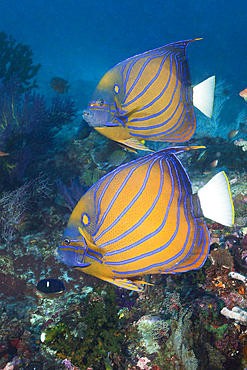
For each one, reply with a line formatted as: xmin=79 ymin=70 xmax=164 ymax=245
xmin=44 ymin=285 xmax=124 ymax=369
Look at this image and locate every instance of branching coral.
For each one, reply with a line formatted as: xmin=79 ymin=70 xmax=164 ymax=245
xmin=0 ymin=174 xmax=52 ymax=246
xmin=0 ymin=181 xmax=30 ymax=246
xmin=0 ymin=31 xmax=41 ymax=89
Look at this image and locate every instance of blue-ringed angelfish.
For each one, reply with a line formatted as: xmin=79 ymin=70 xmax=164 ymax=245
xmin=56 ymin=147 xmax=234 ymax=291
xmin=83 ymin=39 xmax=215 ymax=152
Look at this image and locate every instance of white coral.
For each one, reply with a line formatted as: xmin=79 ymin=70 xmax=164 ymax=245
xmin=221 ymin=306 xmax=247 ymax=324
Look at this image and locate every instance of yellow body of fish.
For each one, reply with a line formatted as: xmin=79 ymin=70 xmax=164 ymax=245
xmin=57 ymin=147 xmax=217 ymax=291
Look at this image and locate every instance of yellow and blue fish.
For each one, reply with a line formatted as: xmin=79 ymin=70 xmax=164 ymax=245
xmin=57 ymin=147 xmax=234 ymax=291
xmin=83 ymin=39 xmax=215 ymax=152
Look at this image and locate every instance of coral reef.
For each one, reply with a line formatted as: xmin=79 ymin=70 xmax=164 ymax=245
xmin=43 ymin=285 xmax=125 ymax=370
xmin=2 ymin=69 xmax=247 ymax=370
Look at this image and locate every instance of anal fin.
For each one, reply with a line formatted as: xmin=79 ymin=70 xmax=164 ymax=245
xmin=118 ymin=138 xmax=153 ymax=152
xmin=103 ymin=277 xmax=152 ymax=291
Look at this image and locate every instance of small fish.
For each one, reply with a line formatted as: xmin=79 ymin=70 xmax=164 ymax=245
xmin=50 ymin=77 xmax=70 ymax=94
xmin=239 ymin=88 xmax=247 ymax=102
xmin=23 ymin=362 xmax=43 ymax=370
xmin=103 ymin=352 xmax=113 ymax=370
xmin=55 ymin=194 xmax=68 ymax=208
xmin=83 ymin=39 xmax=215 ymax=151
xmin=57 ymin=147 xmax=234 ymax=291
xmin=196 ymin=149 xmax=207 ymax=163
xmin=108 ymin=150 xmax=126 ymax=167
xmin=0 ymin=151 xmax=9 ymax=156
xmin=75 ymin=118 xmax=92 ymax=139
xmin=210 ymin=159 xmax=218 ymax=168
xmin=228 ymin=129 xmax=238 ymax=139
xmin=36 ymin=279 xmax=65 ymax=294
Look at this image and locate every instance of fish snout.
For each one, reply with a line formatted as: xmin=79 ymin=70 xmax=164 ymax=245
xmin=55 ymin=246 xmax=76 ymax=267
xmin=55 ymin=247 xmax=63 ymax=262
xmin=83 ymin=108 xmax=94 ymax=126
xmin=56 ymin=245 xmax=91 ymax=268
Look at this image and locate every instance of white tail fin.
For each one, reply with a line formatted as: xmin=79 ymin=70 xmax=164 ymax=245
xmin=193 ymin=76 xmax=215 ymax=118
xmin=198 ymin=171 xmax=234 ymax=226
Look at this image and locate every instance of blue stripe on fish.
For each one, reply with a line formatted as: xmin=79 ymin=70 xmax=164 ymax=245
xmin=95 ymin=156 xmax=159 ymax=244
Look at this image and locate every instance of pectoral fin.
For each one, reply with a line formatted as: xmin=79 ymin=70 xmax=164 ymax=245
xmin=105 ymin=122 xmax=121 ymax=127
xmin=125 ymin=104 xmax=143 ymax=118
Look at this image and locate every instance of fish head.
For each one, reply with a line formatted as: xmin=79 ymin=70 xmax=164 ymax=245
xmin=56 ymin=224 xmax=91 ymax=269
xmin=57 ymin=194 xmax=98 ymax=269
xmin=83 ymin=67 xmax=123 ymax=127
xmin=83 ymin=91 xmax=113 ymax=127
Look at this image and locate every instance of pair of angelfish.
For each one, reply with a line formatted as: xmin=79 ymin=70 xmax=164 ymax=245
xmin=57 ymin=38 xmax=234 ymax=291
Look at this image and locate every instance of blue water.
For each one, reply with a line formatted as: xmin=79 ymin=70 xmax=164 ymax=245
xmin=1 ymin=0 xmax=246 ymax=111
xmin=1 ymin=2 xmax=247 ymax=368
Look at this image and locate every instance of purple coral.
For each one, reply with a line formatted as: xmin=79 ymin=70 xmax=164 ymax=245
xmin=0 ymin=75 xmax=77 ymax=184
xmin=56 ymin=177 xmax=87 ymax=212
xmin=49 ymin=94 xmax=77 ymax=128
xmin=0 ymin=76 xmax=47 ymax=142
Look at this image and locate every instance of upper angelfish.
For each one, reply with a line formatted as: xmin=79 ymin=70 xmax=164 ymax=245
xmin=83 ymin=39 xmax=215 ymax=151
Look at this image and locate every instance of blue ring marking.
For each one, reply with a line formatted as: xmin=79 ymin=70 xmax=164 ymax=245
xmin=113 ymin=84 xmax=120 ymax=94
xmin=81 ymin=213 xmax=91 ymax=227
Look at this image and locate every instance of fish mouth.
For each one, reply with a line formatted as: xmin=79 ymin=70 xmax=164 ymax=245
xmin=55 ymin=247 xmax=76 ymax=267
xmin=56 ymin=247 xmax=91 ymax=268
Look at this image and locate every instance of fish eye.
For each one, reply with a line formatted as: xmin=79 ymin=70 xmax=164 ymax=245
xmin=98 ymin=98 xmax=104 ymax=106
xmin=63 ymin=238 xmax=70 ymax=245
